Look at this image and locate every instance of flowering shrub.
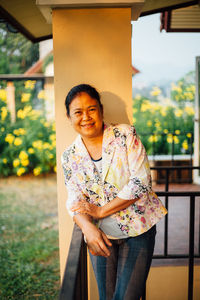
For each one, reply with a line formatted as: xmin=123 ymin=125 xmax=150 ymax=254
xmin=0 ymin=80 xmax=56 ymax=177
xmin=133 ymin=72 xmax=195 ymax=155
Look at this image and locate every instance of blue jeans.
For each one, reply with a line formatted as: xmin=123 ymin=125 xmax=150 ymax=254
xmin=89 ymin=225 xmax=156 ymax=300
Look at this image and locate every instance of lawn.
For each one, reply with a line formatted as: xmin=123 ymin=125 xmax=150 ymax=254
xmin=0 ymin=174 xmax=60 ymax=299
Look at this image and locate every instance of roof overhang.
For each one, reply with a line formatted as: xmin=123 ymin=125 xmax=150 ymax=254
xmin=0 ymin=0 xmax=199 ymax=42
xmin=160 ymin=4 xmax=200 ymax=32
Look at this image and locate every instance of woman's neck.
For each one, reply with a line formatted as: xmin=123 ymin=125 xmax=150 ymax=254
xmin=82 ymin=135 xmax=103 ymax=161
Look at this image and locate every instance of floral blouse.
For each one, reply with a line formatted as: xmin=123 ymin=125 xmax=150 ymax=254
xmin=61 ymin=124 xmax=167 ymax=237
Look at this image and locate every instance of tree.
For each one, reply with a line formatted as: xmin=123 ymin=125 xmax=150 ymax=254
xmin=0 ymin=23 xmax=39 ymax=74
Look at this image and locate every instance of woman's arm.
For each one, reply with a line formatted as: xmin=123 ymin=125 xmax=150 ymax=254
xmin=73 ymin=213 xmax=112 ymax=256
xmin=71 ymin=196 xmax=137 ymax=219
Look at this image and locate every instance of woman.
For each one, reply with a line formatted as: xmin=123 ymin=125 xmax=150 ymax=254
xmin=61 ymin=84 xmax=167 ymax=300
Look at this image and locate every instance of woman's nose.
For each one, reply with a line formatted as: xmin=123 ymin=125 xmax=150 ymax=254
xmin=82 ymin=111 xmax=91 ymax=120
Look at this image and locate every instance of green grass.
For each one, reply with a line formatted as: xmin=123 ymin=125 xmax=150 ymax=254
xmin=0 ymin=187 xmax=60 ymax=299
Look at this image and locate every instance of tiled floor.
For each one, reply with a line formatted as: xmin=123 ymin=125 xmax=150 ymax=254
xmin=152 ymin=183 xmax=200 ymax=266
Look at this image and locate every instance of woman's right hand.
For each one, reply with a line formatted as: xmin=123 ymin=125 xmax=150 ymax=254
xmin=84 ymin=223 xmax=112 ymax=257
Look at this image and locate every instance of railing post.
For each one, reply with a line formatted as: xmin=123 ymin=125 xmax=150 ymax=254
xmin=59 ymin=224 xmax=87 ymax=300
xmin=164 ymin=168 xmax=169 ymax=256
xmin=188 ymin=195 xmax=195 ymax=300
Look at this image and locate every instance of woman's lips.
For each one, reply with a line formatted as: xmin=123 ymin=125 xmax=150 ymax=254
xmin=81 ymin=123 xmax=95 ymax=128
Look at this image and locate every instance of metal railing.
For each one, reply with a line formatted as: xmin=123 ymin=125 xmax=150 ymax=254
xmin=59 ymin=166 xmax=200 ymax=300
xmin=139 ymin=132 xmax=194 ymax=162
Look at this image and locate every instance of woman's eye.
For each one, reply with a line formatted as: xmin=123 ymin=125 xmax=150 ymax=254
xmin=75 ymin=111 xmax=81 ymax=115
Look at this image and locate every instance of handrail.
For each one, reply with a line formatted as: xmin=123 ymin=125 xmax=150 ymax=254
xmin=60 ymin=166 xmax=200 ymax=300
xmin=59 ymin=224 xmax=88 ymax=300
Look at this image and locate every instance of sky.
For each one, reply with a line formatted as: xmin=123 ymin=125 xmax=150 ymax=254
xmin=131 ymin=13 xmax=200 ymax=87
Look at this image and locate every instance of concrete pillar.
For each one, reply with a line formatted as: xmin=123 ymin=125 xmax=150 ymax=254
xmin=6 ymin=81 xmax=16 ymax=123
xmin=52 ymin=8 xmax=132 ymax=298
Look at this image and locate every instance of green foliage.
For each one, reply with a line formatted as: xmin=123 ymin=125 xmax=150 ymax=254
xmin=0 ymin=81 xmax=56 ymax=177
xmin=133 ymin=72 xmax=195 ymax=155
xmin=0 ymin=23 xmax=39 ymax=74
xmin=0 ymin=189 xmax=59 ymax=299
xmin=42 ymin=53 xmax=54 ymax=73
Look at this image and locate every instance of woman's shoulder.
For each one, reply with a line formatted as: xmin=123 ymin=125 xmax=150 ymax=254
xmin=61 ymin=139 xmax=77 ymax=165
xmin=109 ymin=123 xmax=137 ymax=136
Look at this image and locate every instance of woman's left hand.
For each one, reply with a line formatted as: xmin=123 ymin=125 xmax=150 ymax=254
xmin=71 ymin=200 xmax=103 ymax=219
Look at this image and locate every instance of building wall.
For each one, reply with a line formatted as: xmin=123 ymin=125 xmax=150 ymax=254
xmin=52 ymin=7 xmax=132 ymax=299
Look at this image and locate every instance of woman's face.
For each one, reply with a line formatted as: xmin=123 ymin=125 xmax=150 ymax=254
xmin=69 ymin=92 xmax=103 ymax=140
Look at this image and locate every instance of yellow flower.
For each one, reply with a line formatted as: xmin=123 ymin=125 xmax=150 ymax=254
xmin=3 ymin=158 xmax=7 ymax=164
xmin=44 ymin=122 xmax=50 ymax=127
xmin=184 ymin=106 xmax=194 ymax=116
xmin=24 ymin=80 xmax=36 ymax=90
xmin=151 ymin=103 xmax=161 ymax=112
xmin=167 ymin=134 xmax=179 ymax=144
xmin=149 ymin=135 xmax=158 ymax=143
xmin=14 ymin=128 xmax=26 ymax=136
xmin=37 ymin=90 xmax=46 ymax=100
xmin=163 ymin=129 xmax=168 ymax=134
xmin=175 ymin=109 xmax=183 ymax=117
xmin=49 ymin=134 xmax=56 ymax=141
xmin=28 ymin=148 xmax=34 ymax=154
xmin=141 ymin=101 xmax=151 ymax=112
xmin=52 ymin=122 xmax=56 ymax=131
xmin=173 ymin=136 xmax=179 ymax=144
xmin=24 ymin=105 xmax=32 ymax=114
xmin=175 ymin=130 xmax=180 ymax=135
xmin=147 ymin=120 xmax=152 ymax=127
xmin=187 ymin=133 xmax=192 ymax=138
xmin=21 ymin=159 xmax=29 ymax=167
xmin=160 ymin=107 xmax=167 ymax=117
xmin=14 ymin=137 xmax=22 ymax=146
xmin=17 ymin=109 xmax=25 ymax=119
xmin=52 ymin=140 xmax=56 ymax=147
xmin=17 ymin=106 xmax=32 ymax=119
xmin=182 ymin=140 xmax=188 ymax=150
xmin=135 ymin=94 xmax=141 ymax=100
xmin=167 ymin=134 xmax=173 ymax=143
xmin=29 ymin=109 xmax=41 ymax=120
xmin=0 ymin=89 xmax=7 ymax=102
xmin=171 ymin=83 xmax=182 ymax=93
xmin=150 ymin=87 xmax=161 ymax=97
xmin=21 ymin=93 xmax=31 ymax=103
xmin=1 ymin=107 xmax=8 ymax=121
xmin=184 ymin=91 xmax=194 ymax=101
xmin=48 ymin=153 xmax=54 ymax=159
xmin=19 ymin=150 xmax=28 ymax=160
xmin=33 ymin=166 xmax=42 ymax=176
xmin=1 ymin=127 xmax=5 ymax=132
xmin=43 ymin=142 xmax=51 ymax=149
xmin=13 ymin=159 xmax=20 ymax=168
xmin=53 ymin=166 xmax=57 ymax=173
xmin=5 ymin=133 xmax=14 ymax=144
xmin=32 ymin=140 xmax=43 ymax=150
xmin=17 ymin=167 xmax=26 ymax=176
xmin=155 ymin=121 xmax=161 ymax=128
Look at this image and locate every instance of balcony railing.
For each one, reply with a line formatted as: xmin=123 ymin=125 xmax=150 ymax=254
xmin=59 ymin=166 xmax=200 ymax=300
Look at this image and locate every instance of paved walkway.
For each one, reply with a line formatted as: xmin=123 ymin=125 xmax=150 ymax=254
xmin=152 ymin=183 xmax=200 ymax=266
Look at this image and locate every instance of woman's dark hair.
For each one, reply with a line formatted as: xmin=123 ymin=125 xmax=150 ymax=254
xmin=65 ymin=84 xmax=103 ymax=116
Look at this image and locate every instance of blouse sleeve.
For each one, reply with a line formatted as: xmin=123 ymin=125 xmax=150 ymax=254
xmin=61 ymin=154 xmax=85 ymax=217
xmin=117 ymin=126 xmax=152 ymax=202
